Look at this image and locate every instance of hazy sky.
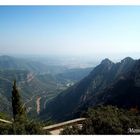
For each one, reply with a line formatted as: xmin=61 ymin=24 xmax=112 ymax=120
xmin=0 ymin=6 xmax=140 ymax=59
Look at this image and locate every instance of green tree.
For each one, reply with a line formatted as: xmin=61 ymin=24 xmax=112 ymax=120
xmin=0 ymin=80 xmax=50 ymax=135
xmin=11 ymin=80 xmax=27 ymax=134
xmin=12 ymin=80 xmax=27 ymax=122
xmin=11 ymin=80 xmax=49 ymax=135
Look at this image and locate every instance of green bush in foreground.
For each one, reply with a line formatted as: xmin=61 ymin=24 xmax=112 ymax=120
xmin=61 ymin=106 xmax=140 ymax=135
xmin=0 ymin=120 xmax=50 ymax=135
xmin=0 ymin=123 xmax=13 ymax=135
xmin=60 ymin=125 xmax=81 ymax=135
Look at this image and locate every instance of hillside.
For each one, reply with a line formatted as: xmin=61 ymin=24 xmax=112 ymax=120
xmin=0 ymin=69 xmax=72 ymax=117
xmin=94 ymin=59 xmax=140 ymax=108
xmin=0 ymin=55 xmax=49 ymax=74
xmin=40 ymin=57 xmax=139 ymax=122
xmin=0 ymin=55 xmax=92 ymax=118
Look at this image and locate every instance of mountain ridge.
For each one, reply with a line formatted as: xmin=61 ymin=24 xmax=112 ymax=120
xmin=40 ymin=57 xmax=139 ymax=122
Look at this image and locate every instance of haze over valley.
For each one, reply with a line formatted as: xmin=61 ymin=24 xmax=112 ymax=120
xmin=1 ymin=6 xmax=140 ymax=135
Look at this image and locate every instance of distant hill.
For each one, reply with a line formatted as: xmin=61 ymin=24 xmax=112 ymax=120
xmin=0 ymin=55 xmax=49 ymax=74
xmin=0 ymin=69 xmax=57 ymax=114
xmin=41 ymin=57 xmax=140 ymax=122
xmin=0 ymin=55 xmax=93 ymax=118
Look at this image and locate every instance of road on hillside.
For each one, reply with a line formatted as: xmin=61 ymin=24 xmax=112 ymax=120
xmin=36 ymin=97 xmax=42 ymax=114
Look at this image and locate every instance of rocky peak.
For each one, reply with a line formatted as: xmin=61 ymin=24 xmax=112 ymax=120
xmin=121 ymin=57 xmax=134 ymax=64
xmin=101 ymin=58 xmax=114 ymax=65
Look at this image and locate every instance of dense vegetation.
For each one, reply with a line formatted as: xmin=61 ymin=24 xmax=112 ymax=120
xmin=0 ymin=120 xmax=50 ymax=135
xmin=61 ymin=106 xmax=140 ymax=135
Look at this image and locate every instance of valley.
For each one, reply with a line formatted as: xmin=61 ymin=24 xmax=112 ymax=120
xmin=0 ymin=55 xmax=93 ymax=118
xmin=0 ymin=55 xmax=140 ymax=135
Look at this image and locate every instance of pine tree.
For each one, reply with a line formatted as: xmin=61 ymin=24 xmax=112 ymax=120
xmin=12 ymin=80 xmax=26 ymax=122
xmin=11 ymin=80 xmax=27 ymax=134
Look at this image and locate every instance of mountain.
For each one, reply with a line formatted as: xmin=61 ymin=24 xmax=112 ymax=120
xmin=93 ymin=59 xmax=140 ymax=108
xmin=0 ymin=69 xmax=56 ymax=114
xmin=40 ymin=57 xmax=138 ymax=122
xmin=0 ymin=55 xmax=59 ymax=116
xmin=0 ymin=55 xmax=50 ymax=74
xmin=0 ymin=69 xmax=71 ymax=118
xmin=0 ymin=55 xmax=93 ymax=118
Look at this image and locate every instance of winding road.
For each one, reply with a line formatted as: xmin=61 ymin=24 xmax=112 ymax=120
xmin=36 ymin=97 xmax=41 ymax=114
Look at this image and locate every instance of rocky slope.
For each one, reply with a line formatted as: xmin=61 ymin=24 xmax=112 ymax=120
xmin=41 ymin=57 xmax=138 ymax=122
